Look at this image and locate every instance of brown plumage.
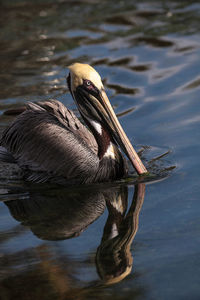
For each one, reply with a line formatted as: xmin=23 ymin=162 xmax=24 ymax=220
xmin=0 ymin=63 xmax=147 ymax=184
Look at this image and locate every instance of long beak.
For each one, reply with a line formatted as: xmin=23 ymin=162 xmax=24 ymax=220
xmin=100 ymin=90 xmax=148 ymax=175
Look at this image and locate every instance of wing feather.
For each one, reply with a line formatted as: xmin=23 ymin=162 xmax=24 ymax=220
xmin=1 ymin=100 xmax=99 ymax=184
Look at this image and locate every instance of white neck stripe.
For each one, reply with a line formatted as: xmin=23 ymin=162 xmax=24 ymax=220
xmin=89 ymin=120 xmax=102 ymax=135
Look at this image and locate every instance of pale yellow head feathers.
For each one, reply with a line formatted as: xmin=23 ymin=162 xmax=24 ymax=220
xmin=68 ymin=63 xmax=103 ymax=91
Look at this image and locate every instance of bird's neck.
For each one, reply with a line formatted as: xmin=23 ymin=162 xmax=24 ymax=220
xmin=86 ymin=119 xmax=118 ymax=160
xmin=83 ymin=118 xmax=128 ymax=182
xmin=96 ymin=124 xmax=113 ymax=160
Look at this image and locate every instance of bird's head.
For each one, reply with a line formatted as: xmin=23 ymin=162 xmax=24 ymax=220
xmin=67 ymin=63 xmax=147 ymax=175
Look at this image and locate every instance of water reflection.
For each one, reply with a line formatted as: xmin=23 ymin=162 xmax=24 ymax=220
xmin=1 ymin=183 xmax=145 ymax=298
xmin=4 ymin=185 xmax=107 ymax=240
xmin=1 ymin=0 xmax=200 ymax=297
xmin=96 ymin=183 xmax=145 ymax=285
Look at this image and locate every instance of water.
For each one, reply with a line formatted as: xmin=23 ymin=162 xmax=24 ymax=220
xmin=0 ymin=0 xmax=200 ymax=299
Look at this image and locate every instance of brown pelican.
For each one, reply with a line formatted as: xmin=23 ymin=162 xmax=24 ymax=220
xmin=0 ymin=63 xmax=147 ymax=184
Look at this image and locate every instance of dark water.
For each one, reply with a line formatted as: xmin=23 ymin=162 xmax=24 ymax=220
xmin=0 ymin=0 xmax=200 ymax=299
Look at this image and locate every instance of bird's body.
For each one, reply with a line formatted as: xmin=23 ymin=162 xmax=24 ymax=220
xmin=0 ymin=63 xmax=147 ymax=184
xmin=0 ymin=100 xmax=126 ymax=184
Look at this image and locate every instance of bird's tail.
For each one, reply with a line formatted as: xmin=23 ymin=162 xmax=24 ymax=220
xmin=0 ymin=146 xmax=16 ymax=163
xmin=3 ymin=106 xmax=26 ymax=116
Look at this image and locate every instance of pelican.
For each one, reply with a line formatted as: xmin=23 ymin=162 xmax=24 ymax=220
xmin=0 ymin=63 xmax=147 ymax=184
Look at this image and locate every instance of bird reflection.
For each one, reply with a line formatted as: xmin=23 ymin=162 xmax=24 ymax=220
xmin=96 ymin=183 xmax=145 ymax=285
xmin=4 ymin=182 xmax=145 ymax=286
xmin=4 ymin=185 xmax=107 ymax=240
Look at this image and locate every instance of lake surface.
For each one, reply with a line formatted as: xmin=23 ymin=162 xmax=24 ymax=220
xmin=0 ymin=0 xmax=200 ymax=299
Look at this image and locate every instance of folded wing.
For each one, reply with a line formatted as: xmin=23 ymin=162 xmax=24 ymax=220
xmin=0 ymin=100 xmax=99 ymax=184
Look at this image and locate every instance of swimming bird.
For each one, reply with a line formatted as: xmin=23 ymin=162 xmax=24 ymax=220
xmin=0 ymin=63 xmax=147 ymax=184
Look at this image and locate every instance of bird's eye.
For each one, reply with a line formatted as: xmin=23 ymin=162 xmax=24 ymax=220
xmin=86 ymin=80 xmax=91 ymax=86
xmin=82 ymin=79 xmax=99 ymax=96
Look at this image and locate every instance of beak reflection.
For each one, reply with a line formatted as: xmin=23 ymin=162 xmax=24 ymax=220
xmin=96 ymin=183 xmax=145 ymax=285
